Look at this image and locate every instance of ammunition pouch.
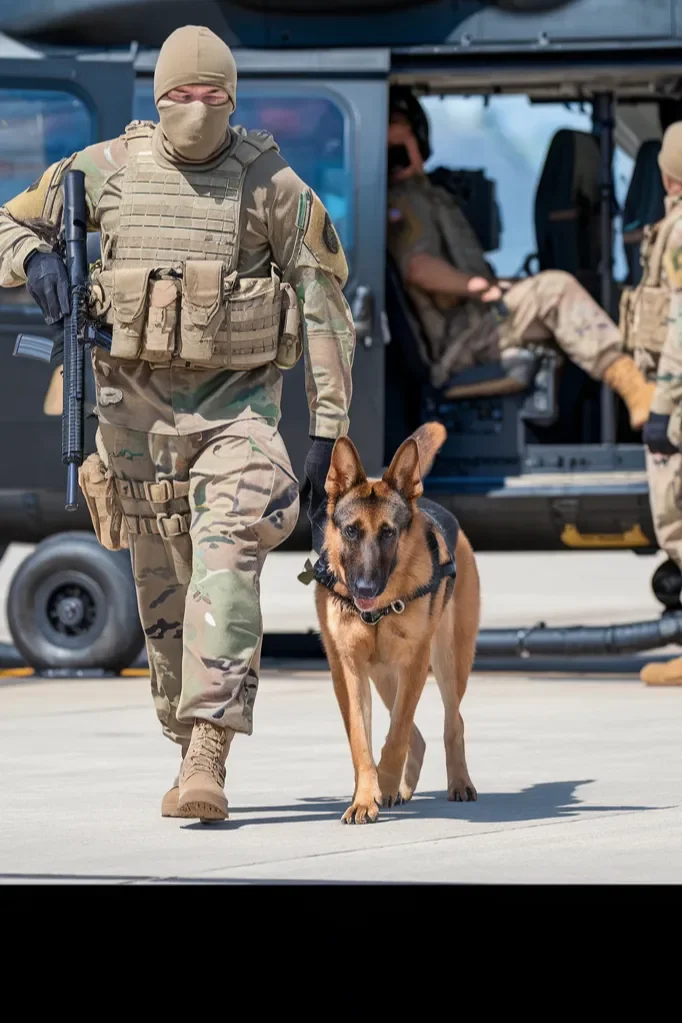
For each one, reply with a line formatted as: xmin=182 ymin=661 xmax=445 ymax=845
xmin=621 ymin=284 xmax=668 ymax=354
xmin=91 ymin=261 xmax=303 ymax=372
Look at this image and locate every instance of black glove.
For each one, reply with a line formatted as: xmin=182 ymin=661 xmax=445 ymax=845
xmin=304 ymin=437 xmax=335 ymax=553
xmin=24 ymin=250 xmax=70 ymax=326
xmin=642 ymin=413 xmax=678 ymax=456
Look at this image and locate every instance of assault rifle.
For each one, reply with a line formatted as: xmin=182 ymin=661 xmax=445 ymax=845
xmin=13 ymin=170 xmax=112 ymax=511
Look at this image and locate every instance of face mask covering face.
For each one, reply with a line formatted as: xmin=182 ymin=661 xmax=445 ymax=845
xmin=157 ymin=97 xmax=231 ymax=163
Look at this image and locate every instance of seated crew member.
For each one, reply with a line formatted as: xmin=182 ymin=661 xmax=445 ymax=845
xmin=386 ymin=86 xmax=653 ymax=427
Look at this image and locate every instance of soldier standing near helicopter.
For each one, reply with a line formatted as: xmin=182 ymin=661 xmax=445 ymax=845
xmin=625 ymin=123 xmax=682 ymax=685
xmin=0 ymin=25 xmax=356 ymax=817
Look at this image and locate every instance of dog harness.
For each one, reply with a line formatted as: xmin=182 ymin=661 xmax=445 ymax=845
xmin=300 ymin=520 xmax=457 ymax=626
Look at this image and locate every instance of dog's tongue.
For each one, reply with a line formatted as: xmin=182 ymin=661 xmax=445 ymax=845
xmin=355 ymin=597 xmax=376 ymax=612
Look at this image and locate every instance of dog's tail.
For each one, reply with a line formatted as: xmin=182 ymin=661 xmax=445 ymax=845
xmin=409 ymin=422 xmax=447 ymax=478
xmin=452 ymin=529 xmax=481 ymax=701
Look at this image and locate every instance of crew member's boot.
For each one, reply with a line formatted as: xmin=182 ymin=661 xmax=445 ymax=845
xmin=602 ymin=356 xmax=655 ymax=429
xmin=175 ymin=720 xmax=234 ymax=821
xmin=161 ymin=741 xmax=189 ymax=818
xmin=640 ymin=656 xmax=682 ymax=685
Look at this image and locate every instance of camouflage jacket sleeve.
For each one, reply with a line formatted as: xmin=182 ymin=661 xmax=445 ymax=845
xmin=244 ymin=151 xmax=355 ymax=440
xmin=0 ymin=138 xmax=125 ymax=288
xmin=652 ymin=218 xmax=682 ymax=416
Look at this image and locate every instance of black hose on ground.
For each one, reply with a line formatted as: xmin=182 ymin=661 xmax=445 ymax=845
xmin=2 ymin=618 xmax=681 ymax=672
xmin=475 ymin=613 xmax=682 ymax=658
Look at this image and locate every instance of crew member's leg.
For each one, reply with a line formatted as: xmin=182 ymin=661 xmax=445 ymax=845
xmin=640 ymin=450 xmax=682 ymax=684
xmin=176 ymin=418 xmax=300 ymax=820
xmin=503 ymin=271 xmax=654 ymax=427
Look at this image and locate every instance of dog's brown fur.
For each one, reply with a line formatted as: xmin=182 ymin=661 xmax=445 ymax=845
xmin=315 ymin=422 xmax=481 ymax=824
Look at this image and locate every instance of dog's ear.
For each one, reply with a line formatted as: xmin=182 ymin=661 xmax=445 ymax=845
xmin=383 ymin=437 xmax=423 ymax=501
xmin=325 ymin=436 xmax=367 ymax=499
xmin=408 ymin=422 xmax=447 ymax=478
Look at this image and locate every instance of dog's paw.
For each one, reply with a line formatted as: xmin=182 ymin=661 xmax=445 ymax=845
xmin=379 ymin=781 xmax=414 ymax=807
xmin=447 ymin=778 xmax=477 ymax=802
xmin=378 ymin=765 xmax=412 ymax=808
xmin=398 ymin=780 xmax=415 ymax=804
xmin=341 ymin=799 xmax=380 ymax=825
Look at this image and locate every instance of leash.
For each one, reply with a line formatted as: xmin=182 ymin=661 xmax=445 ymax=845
xmin=297 ymin=526 xmax=456 ymax=626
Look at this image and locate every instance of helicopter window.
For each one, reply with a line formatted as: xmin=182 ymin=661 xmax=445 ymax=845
xmin=0 ymin=88 xmax=91 ymax=309
xmin=134 ymin=81 xmax=353 ymax=267
xmin=422 ymin=94 xmax=634 ymax=282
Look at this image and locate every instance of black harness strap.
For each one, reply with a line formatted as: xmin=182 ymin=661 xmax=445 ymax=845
xmin=305 ymin=525 xmax=456 ymax=627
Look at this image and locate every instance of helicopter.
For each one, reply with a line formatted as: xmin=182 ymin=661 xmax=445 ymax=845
xmin=2 ymin=0 xmax=682 ymax=671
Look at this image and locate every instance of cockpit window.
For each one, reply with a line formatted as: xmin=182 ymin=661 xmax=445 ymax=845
xmin=0 ymin=88 xmax=91 ymax=308
xmin=422 ymin=94 xmax=633 ymax=281
xmin=0 ymin=89 xmax=91 ymax=206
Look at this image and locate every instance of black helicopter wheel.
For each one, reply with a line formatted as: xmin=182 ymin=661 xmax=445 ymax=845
xmin=7 ymin=531 xmax=144 ymax=673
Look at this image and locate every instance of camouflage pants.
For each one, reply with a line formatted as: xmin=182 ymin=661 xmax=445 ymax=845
xmin=645 ymin=450 xmax=682 ymax=570
xmin=98 ymin=419 xmax=300 ymax=746
xmin=633 ymin=348 xmax=682 ymax=568
xmin=502 ymin=270 xmax=623 ymax=379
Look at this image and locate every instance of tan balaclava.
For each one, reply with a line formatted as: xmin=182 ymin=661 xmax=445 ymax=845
xmin=154 ymin=25 xmax=237 ymax=163
xmin=659 ymin=122 xmax=682 ymax=206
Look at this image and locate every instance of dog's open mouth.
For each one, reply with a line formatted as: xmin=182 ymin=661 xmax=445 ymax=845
xmin=354 ymin=597 xmax=378 ymax=612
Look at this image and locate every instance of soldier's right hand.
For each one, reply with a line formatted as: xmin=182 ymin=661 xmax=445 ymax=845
xmin=642 ymin=412 xmax=678 ymax=456
xmin=467 ymin=276 xmax=503 ymax=303
xmin=24 ymin=250 xmax=71 ymax=326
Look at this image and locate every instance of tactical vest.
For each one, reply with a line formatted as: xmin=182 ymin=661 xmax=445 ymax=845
xmin=417 ymin=181 xmax=499 ymax=379
xmin=430 ymin=184 xmax=492 ymax=279
xmin=89 ymin=120 xmax=301 ymax=372
xmin=620 ymin=199 xmax=682 ymax=354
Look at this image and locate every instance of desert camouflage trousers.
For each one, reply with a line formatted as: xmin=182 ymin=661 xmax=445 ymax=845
xmin=634 ymin=348 xmax=682 ymax=569
xmin=500 ymin=271 xmax=623 ymax=380
xmin=644 ymin=449 xmax=682 ymax=570
xmin=98 ymin=418 xmax=300 ymax=745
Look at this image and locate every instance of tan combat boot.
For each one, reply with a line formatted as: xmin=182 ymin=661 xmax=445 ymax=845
xmin=175 ymin=720 xmax=234 ymax=821
xmin=640 ymin=656 xmax=682 ymax=685
xmin=161 ymin=741 xmax=189 ymax=818
xmin=602 ymin=356 xmax=655 ymax=430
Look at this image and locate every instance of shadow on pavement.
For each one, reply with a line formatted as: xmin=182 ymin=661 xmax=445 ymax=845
xmin=180 ymin=778 xmax=663 ymax=830
xmin=0 ymin=781 xmax=666 ymax=882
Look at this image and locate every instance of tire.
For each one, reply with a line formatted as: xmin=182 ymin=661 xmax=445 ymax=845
xmin=7 ymin=531 xmax=144 ymax=672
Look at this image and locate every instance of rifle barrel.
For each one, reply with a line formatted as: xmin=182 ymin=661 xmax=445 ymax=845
xmin=61 ymin=170 xmax=87 ymax=512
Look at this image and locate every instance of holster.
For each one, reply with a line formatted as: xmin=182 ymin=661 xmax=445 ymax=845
xmin=78 ymin=452 xmax=129 ymax=551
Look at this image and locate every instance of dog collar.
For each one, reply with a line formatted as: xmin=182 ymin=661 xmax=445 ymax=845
xmin=298 ymin=527 xmax=456 ymax=627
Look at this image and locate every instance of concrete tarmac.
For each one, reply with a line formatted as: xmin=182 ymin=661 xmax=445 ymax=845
xmin=1 ymin=669 xmax=680 ymax=884
xmin=1 ymin=545 xmax=681 ymax=885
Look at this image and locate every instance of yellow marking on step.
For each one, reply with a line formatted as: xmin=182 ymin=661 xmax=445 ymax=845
xmin=561 ymin=523 xmax=651 ymax=548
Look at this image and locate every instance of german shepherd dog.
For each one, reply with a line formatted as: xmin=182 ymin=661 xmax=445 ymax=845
xmin=314 ymin=422 xmax=480 ymax=824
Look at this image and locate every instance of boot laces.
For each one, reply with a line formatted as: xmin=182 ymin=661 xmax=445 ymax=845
xmin=185 ymin=721 xmax=228 ymax=783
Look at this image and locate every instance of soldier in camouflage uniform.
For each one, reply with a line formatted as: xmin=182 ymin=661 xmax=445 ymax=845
xmin=624 ymin=124 xmax=682 ymax=685
xmin=0 ymin=25 xmax=355 ymax=819
xmin=387 ymin=87 xmax=653 ymax=427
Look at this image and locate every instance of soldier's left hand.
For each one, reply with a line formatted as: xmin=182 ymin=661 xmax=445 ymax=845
xmin=304 ymin=437 xmax=336 ymax=553
xmin=642 ymin=412 xmax=679 ymax=456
